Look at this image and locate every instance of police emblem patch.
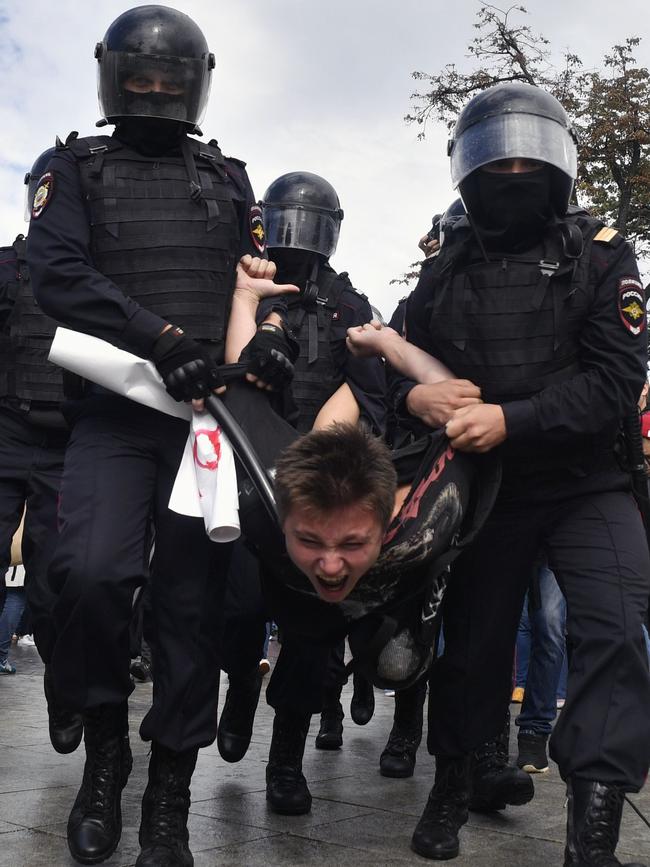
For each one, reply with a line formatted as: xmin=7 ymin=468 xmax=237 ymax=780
xmin=618 ymin=277 xmax=646 ymax=336
xmin=249 ymin=205 xmax=266 ymax=254
xmin=31 ymin=172 xmax=54 ymax=219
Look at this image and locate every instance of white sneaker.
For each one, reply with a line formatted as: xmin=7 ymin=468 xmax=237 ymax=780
xmin=17 ymin=634 xmax=36 ymax=646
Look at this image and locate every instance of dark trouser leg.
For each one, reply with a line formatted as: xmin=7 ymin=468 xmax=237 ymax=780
xmin=427 ymin=502 xmax=539 ymax=758
xmin=22 ymin=427 xmax=67 ymax=663
xmin=49 ymin=409 xmax=157 ymax=710
xmin=140 ymin=421 xmax=231 ymax=753
xmin=266 ymin=633 xmax=333 ymax=716
xmin=220 ymin=542 xmax=267 ymax=678
xmin=547 ymin=491 xmax=650 ymax=790
xmin=217 ymin=543 xmax=266 ymax=762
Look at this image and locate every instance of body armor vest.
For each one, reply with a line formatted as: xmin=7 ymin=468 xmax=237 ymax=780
xmin=67 ymin=133 xmax=241 ymax=350
xmin=286 ymin=266 xmax=350 ymax=432
xmin=0 ymin=235 xmax=64 ymax=405
xmin=423 ymin=214 xmax=603 ymax=404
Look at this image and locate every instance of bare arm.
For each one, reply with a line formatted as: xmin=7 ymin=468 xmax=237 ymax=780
xmin=224 ymin=256 xmax=299 ymax=363
xmin=347 ymin=321 xmax=454 ymax=383
xmin=312 ymin=382 xmax=360 ymax=430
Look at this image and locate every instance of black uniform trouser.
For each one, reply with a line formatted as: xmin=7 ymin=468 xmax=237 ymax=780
xmin=0 ymin=407 xmax=67 ymax=661
xmin=49 ymin=397 xmax=231 ymax=752
xmin=220 ymin=541 xmax=268 ymax=679
xmin=266 ymin=634 xmax=333 ymax=717
xmin=427 ymin=475 xmax=650 ymax=791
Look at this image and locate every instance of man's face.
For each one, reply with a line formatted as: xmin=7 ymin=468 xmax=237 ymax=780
xmin=123 ymin=69 xmax=185 ymax=95
xmin=482 ymin=157 xmax=544 ymax=174
xmin=283 ymin=503 xmax=384 ymax=603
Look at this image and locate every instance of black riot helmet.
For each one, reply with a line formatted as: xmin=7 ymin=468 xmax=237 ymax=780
xmin=260 ymin=172 xmax=344 ymax=260
xmin=95 ymin=5 xmax=215 ymax=128
xmin=24 ymin=147 xmax=56 ymax=222
xmin=448 ymin=82 xmax=578 ymax=217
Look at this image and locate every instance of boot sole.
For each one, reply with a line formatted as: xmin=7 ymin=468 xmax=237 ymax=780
xmin=410 ymin=838 xmax=459 ymax=860
xmin=315 ymin=739 xmax=343 ymax=750
xmin=266 ymin=794 xmax=312 ymax=815
xmin=380 ymin=763 xmax=415 ymax=779
xmin=68 ymin=837 xmax=120 ymax=865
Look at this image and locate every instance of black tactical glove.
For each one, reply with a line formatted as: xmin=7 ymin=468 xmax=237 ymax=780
xmin=242 ymin=322 xmax=298 ymax=390
xmin=151 ymin=326 xmax=224 ymax=402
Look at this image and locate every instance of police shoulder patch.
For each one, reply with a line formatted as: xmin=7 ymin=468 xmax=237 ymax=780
xmin=617 ymin=276 xmax=646 ymax=336
xmin=31 ymin=172 xmax=55 ymax=219
xmin=249 ymin=205 xmax=266 ymax=254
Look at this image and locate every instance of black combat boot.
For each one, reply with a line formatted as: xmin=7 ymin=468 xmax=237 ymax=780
xmin=564 ymin=779 xmax=647 ymax=867
xmin=315 ymin=686 xmax=344 ymax=750
xmin=44 ymin=665 xmax=84 ymax=754
xmin=266 ymin=710 xmax=312 ymax=815
xmin=67 ymin=702 xmax=132 ymax=865
xmin=469 ymin=710 xmax=534 ymax=812
xmin=411 ymin=755 xmax=470 ymax=860
xmin=136 ymin=742 xmax=198 ymax=867
xmin=217 ymin=666 xmax=263 ymax=762
xmin=380 ymin=678 xmax=426 ymax=778
xmin=350 ymin=672 xmax=375 ymax=725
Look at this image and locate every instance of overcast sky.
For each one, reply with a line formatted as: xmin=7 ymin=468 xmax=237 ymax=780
xmin=0 ymin=0 xmax=648 ymax=315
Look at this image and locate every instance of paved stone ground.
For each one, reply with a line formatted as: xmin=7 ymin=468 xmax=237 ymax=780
xmin=1 ymin=641 xmax=650 ymax=866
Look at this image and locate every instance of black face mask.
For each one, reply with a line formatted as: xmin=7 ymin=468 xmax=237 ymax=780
xmin=268 ymin=248 xmax=323 ymax=291
xmin=115 ymin=115 xmax=188 ymax=156
xmin=465 ymin=167 xmax=553 ymax=252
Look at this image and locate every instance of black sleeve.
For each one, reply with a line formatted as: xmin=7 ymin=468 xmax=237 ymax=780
xmin=224 ymin=158 xmax=269 ymax=261
xmin=341 ymin=293 xmax=387 ymax=435
xmin=502 ymin=239 xmax=648 ymax=441
xmin=27 ymin=150 xmax=166 ymax=357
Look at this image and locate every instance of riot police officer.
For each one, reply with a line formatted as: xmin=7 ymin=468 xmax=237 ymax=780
xmin=217 ymin=171 xmax=386 ymax=815
xmin=401 ymin=82 xmax=650 ymax=865
xmin=27 ymin=7 xmax=296 ymax=867
xmin=0 ymin=151 xmax=83 ymax=755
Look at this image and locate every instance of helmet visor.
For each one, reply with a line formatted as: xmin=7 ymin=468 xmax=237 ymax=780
xmin=263 ymin=206 xmax=340 ymax=258
xmin=98 ymin=50 xmax=211 ymax=125
xmin=450 ymin=112 xmax=577 ymax=188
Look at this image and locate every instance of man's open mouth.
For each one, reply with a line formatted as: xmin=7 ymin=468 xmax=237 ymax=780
xmin=315 ymin=574 xmax=348 ymax=591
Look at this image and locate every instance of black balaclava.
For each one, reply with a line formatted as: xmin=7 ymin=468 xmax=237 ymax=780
xmin=115 ymin=115 xmax=188 ymax=156
xmin=268 ymin=248 xmax=325 ymax=294
xmin=461 ymin=166 xmax=554 ymax=253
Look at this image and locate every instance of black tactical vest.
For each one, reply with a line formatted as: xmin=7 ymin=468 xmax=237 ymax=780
xmin=66 ymin=133 xmax=241 ymax=351
xmin=286 ymin=267 xmax=350 ymax=432
xmin=0 ymin=235 xmax=64 ymax=405
xmin=423 ymin=214 xmax=603 ymax=403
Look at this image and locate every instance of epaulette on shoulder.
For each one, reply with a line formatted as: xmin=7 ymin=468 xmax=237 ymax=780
xmin=593 ymin=226 xmax=624 ymax=247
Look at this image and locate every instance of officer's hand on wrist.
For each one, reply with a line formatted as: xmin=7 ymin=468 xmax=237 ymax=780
xmin=445 ymin=404 xmax=506 ymax=453
xmin=406 ymin=380 xmax=482 ymax=428
xmin=151 ymin=325 xmax=225 ymax=405
xmin=242 ymin=322 xmax=298 ymax=391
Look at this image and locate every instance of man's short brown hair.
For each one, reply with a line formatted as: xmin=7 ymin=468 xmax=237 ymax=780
xmin=274 ymin=423 xmax=397 ymax=529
